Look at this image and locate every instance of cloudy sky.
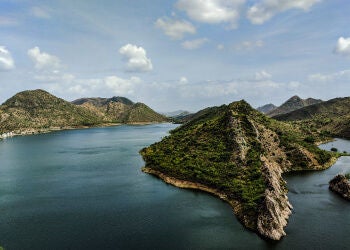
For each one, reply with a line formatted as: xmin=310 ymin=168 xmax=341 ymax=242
xmin=0 ymin=0 xmax=349 ymax=112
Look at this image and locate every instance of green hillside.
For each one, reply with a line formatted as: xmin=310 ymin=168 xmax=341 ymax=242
xmin=0 ymin=89 xmax=104 ymax=133
xmin=274 ymin=97 xmax=350 ymax=139
xmin=141 ymin=100 xmax=337 ymax=240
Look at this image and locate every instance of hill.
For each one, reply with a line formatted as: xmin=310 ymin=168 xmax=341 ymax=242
xmin=257 ymin=103 xmax=276 ymax=114
xmin=0 ymin=89 xmax=105 ymax=134
xmin=267 ymin=95 xmax=323 ymax=117
xmin=274 ymin=97 xmax=350 ymax=138
xmin=72 ymin=96 xmax=168 ymax=123
xmin=140 ymin=100 xmax=337 ymax=240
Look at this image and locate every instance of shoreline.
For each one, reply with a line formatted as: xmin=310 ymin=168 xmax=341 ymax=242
xmin=0 ymin=122 xmax=171 ymax=140
xmin=141 ymin=167 xmax=248 ymax=229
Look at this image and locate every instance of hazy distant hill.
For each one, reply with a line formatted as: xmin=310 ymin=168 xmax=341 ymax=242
xmin=141 ymin=100 xmax=336 ymax=240
xmin=274 ymin=97 xmax=350 ymax=138
xmin=162 ymin=110 xmax=191 ymax=117
xmin=72 ymin=96 xmax=168 ymax=123
xmin=257 ymin=104 xmax=276 ymax=114
xmin=267 ymin=96 xmax=323 ymax=117
xmin=0 ymin=89 xmax=104 ymax=133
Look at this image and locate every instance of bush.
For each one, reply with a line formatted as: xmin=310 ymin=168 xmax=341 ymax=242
xmin=331 ymin=147 xmax=338 ymax=152
xmin=345 ymin=173 xmax=350 ymax=180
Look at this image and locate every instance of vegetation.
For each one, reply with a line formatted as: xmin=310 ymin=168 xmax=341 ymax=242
xmin=73 ymin=96 xmax=168 ymax=123
xmin=274 ymin=97 xmax=350 ymax=139
xmin=0 ymin=89 xmax=168 ymax=134
xmin=267 ymin=95 xmax=322 ymax=117
xmin=0 ymin=89 xmax=105 ymax=133
xmin=345 ymin=173 xmax=350 ymax=180
xmin=141 ymin=100 xmax=336 ymax=224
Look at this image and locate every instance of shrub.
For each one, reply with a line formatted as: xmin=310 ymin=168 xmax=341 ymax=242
xmin=331 ymin=147 xmax=338 ymax=152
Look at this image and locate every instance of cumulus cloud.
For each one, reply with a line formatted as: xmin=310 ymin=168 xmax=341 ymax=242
xmin=334 ymin=37 xmax=350 ymax=56
xmin=155 ymin=17 xmax=196 ymax=40
xmin=176 ymin=0 xmax=245 ymax=28
xmin=182 ymin=38 xmax=209 ymax=50
xmin=119 ymin=44 xmax=153 ymax=72
xmin=255 ymin=70 xmax=272 ymax=80
xmin=28 ymin=47 xmax=61 ymax=71
xmin=30 ymin=6 xmax=51 ymax=19
xmin=247 ymin=0 xmax=321 ymax=24
xmin=0 ymin=46 xmax=15 ymax=71
xmin=308 ymin=70 xmax=350 ymax=83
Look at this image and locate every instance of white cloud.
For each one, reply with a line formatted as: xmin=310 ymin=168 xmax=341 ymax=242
xmin=255 ymin=70 xmax=272 ymax=80
xmin=181 ymin=38 xmax=209 ymax=50
xmin=30 ymin=6 xmax=51 ymax=19
xmin=176 ymin=0 xmax=245 ymax=28
xmin=235 ymin=40 xmax=264 ymax=50
xmin=217 ymin=44 xmax=225 ymax=50
xmin=334 ymin=37 xmax=350 ymax=56
xmin=119 ymin=44 xmax=153 ymax=72
xmin=104 ymin=76 xmax=141 ymax=95
xmin=155 ymin=17 xmax=196 ymax=40
xmin=27 ymin=47 xmax=61 ymax=71
xmin=247 ymin=0 xmax=321 ymax=24
xmin=308 ymin=70 xmax=350 ymax=83
xmin=179 ymin=76 xmax=188 ymax=84
xmin=0 ymin=46 xmax=15 ymax=71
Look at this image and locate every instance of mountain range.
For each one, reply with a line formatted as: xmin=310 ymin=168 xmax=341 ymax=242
xmin=257 ymin=95 xmax=323 ymax=117
xmin=0 ymin=89 xmax=168 ymax=135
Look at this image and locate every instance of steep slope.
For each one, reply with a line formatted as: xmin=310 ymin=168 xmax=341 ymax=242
xmin=257 ymin=103 xmax=276 ymax=114
xmin=274 ymin=97 xmax=350 ymax=138
xmin=140 ymin=100 xmax=336 ymax=240
xmin=267 ymin=96 xmax=323 ymax=117
xmin=73 ymin=97 xmax=168 ymax=123
xmin=0 ymin=89 xmax=104 ymax=134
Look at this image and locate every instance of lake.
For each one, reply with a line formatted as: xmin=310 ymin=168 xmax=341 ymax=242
xmin=0 ymin=124 xmax=349 ymax=249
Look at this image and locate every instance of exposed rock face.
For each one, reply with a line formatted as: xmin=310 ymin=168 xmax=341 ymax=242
xmin=329 ymin=174 xmax=350 ymax=200
xmin=257 ymin=157 xmax=292 ymax=240
xmin=141 ymin=100 xmax=335 ymax=241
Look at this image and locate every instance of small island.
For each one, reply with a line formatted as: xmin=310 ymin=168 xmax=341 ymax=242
xmin=329 ymin=174 xmax=350 ymax=200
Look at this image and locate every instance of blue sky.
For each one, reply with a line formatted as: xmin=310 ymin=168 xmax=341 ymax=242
xmin=0 ymin=0 xmax=349 ymax=112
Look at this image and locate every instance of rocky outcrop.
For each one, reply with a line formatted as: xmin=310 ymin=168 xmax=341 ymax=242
xmin=329 ymin=174 xmax=350 ymax=200
xmin=257 ymin=157 xmax=292 ymax=240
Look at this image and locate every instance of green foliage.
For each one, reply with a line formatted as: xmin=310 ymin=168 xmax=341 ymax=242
xmin=345 ymin=173 xmax=350 ymax=180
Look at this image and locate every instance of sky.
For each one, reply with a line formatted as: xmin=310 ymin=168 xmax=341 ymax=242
xmin=0 ymin=0 xmax=350 ymax=112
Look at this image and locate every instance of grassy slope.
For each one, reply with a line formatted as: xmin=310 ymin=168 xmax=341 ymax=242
xmin=141 ymin=101 xmax=335 ymax=224
xmin=0 ymin=89 xmax=105 ymax=133
xmin=274 ymin=97 xmax=350 ymax=139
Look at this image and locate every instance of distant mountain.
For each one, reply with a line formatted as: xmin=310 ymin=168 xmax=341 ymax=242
xmin=141 ymin=100 xmax=336 ymax=240
xmin=0 ymin=89 xmax=104 ymax=134
xmin=162 ymin=110 xmax=191 ymax=117
xmin=72 ymin=96 xmax=168 ymax=124
xmin=72 ymin=96 xmax=134 ymax=107
xmin=267 ymin=96 xmax=323 ymax=117
xmin=257 ymin=104 xmax=276 ymax=114
xmin=274 ymin=97 xmax=350 ymax=138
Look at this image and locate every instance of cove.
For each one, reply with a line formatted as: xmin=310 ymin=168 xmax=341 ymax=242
xmin=0 ymin=124 xmax=349 ymax=249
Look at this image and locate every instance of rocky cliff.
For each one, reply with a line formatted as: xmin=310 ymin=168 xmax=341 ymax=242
xmin=140 ymin=100 xmax=336 ymax=240
xmin=329 ymin=174 xmax=350 ymax=201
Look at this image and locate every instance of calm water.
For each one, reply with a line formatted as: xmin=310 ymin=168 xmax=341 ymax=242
xmin=0 ymin=125 xmax=349 ymax=250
